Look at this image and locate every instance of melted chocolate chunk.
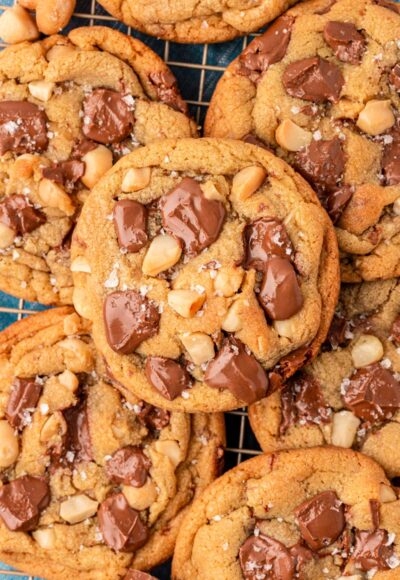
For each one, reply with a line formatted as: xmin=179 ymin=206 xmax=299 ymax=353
xmin=314 ymin=0 xmax=337 ymax=14
xmin=0 ymin=194 xmax=46 ymax=236
xmin=374 ymin=0 xmax=400 ymax=13
xmin=6 ymin=378 xmax=42 ymax=429
xmin=326 ymin=185 xmax=353 ymax=223
xmin=148 ymin=70 xmax=188 ymax=114
xmin=323 ymin=22 xmax=366 ymax=64
xmin=72 ymin=139 xmax=98 ymax=159
xmin=0 ymin=101 xmax=48 ymax=155
xmin=239 ymin=534 xmax=294 ymax=580
xmin=259 ymin=257 xmax=303 ymax=321
xmin=113 ymin=200 xmax=148 ymax=253
xmin=295 ymin=137 xmax=345 ymax=194
xmin=42 ymin=160 xmax=85 ymax=187
xmin=382 ymin=131 xmax=400 ymax=185
xmin=391 ymin=316 xmax=400 ymax=345
xmin=325 ymin=314 xmax=349 ymax=349
xmin=103 ymin=291 xmax=160 ymax=354
xmin=204 ymin=337 xmax=269 ymax=404
xmin=160 ymin=177 xmax=226 ymax=257
xmin=351 ymin=529 xmax=394 ymax=571
xmin=294 ymin=490 xmax=345 ymax=551
xmin=82 ymin=89 xmax=134 ymax=145
xmin=289 ymin=544 xmax=314 ymax=572
xmin=243 ymin=217 xmax=294 ymax=271
xmin=98 ymin=493 xmax=148 ymax=552
xmin=280 ymin=374 xmax=331 ymax=434
xmin=62 ymin=401 xmax=92 ymax=463
xmin=0 ymin=476 xmax=50 ymax=531
xmin=106 ymin=446 xmax=150 ymax=487
xmin=390 ymin=64 xmax=400 ymax=90
xmin=342 ymin=363 xmax=400 ymax=424
xmin=237 ymin=15 xmax=294 ymax=83
xmin=283 ymin=57 xmax=344 ymax=103
xmin=242 ymin=134 xmax=271 ymax=151
xmin=135 ymin=401 xmax=170 ymax=430
xmin=145 ymin=357 xmax=191 ymax=400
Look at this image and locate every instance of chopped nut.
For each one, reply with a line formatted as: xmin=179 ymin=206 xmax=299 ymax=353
xmin=81 ymin=145 xmax=113 ymax=190
xmin=168 ymin=289 xmax=206 ymax=318
xmin=0 ymin=6 xmax=39 ymax=44
xmin=231 ymin=166 xmax=267 ymax=201
xmin=379 ymin=483 xmax=397 ymax=503
xmin=393 ymin=198 xmax=400 ymax=216
xmin=72 ymin=286 xmax=92 ymax=319
xmin=351 ymin=334 xmax=384 ymax=368
xmin=331 ymin=411 xmax=360 ymax=448
xmin=356 ymin=100 xmax=395 ymax=136
xmin=214 ymin=268 xmax=244 ymax=297
xmin=155 ymin=440 xmax=182 ymax=467
xmin=0 ymin=420 xmax=19 ymax=467
xmin=0 ymin=223 xmax=15 ymax=249
xmin=28 ymin=81 xmax=55 ymax=102
xmin=63 ymin=312 xmax=81 ymax=335
xmin=181 ymin=332 xmax=215 ymax=365
xmin=71 ymin=256 xmax=92 ymax=274
xmin=142 ymin=234 xmax=182 ymax=276
xmin=222 ymin=301 xmax=242 ymax=332
xmin=40 ymin=412 xmax=67 ymax=444
xmin=273 ymin=318 xmax=297 ymax=340
xmin=121 ymin=167 xmax=151 ymax=192
xmin=200 ymin=180 xmax=226 ymax=202
xmin=38 ymin=178 xmax=75 ymax=216
xmin=60 ymin=494 xmax=99 ymax=524
xmin=58 ymin=369 xmax=79 ymax=392
xmin=36 ymin=0 xmax=76 ymax=35
xmin=58 ymin=337 xmax=93 ymax=373
xmin=32 ymin=528 xmax=56 ymax=549
xmin=275 ymin=119 xmax=312 ymax=152
xmin=122 ymin=478 xmax=158 ymax=511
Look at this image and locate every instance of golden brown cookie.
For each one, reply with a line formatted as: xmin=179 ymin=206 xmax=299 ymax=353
xmin=249 ymin=278 xmax=400 ymax=478
xmin=71 ymin=138 xmax=339 ymax=412
xmin=172 ymin=447 xmax=400 ymax=579
xmin=0 ymin=308 xmax=225 ymax=579
xmin=0 ymin=26 xmax=196 ymax=306
xmin=205 ymin=0 xmax=400 ymax=282
xmin=96 ymin=0 xmax=299 ymax=44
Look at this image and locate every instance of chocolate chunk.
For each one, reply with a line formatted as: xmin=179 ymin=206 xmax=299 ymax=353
xmin=390 ymin=64 xmax=400 ymax=90
xmin=289 ymin=544 xmax=314 ymax=572
xmin=374 ymin=0 xmax=400 ymax=13
xmin=82 ymin=89 xmax=134 ymax=145
xmin=98 ymin=493 xmax=148 ymax=552
xmin=391 ymin=316 xmax=400 ymax=344
xmin=294 ymin=490 xmax=345 ymax=550
xmin=351 ymin=529 xmax=394 ymax=571
xmin=295 ymin=137 xmax=345 ymax=194
xmin=239 ymin=533 xmax=294 ymax=580
xmin=113 ymin=200 xmax=148 ymax=253
xmin=342 ymin=363 xmax=400 ymax=424
xmin=382 ymin=131 xmax=400 ymax=185
xmin=314 ymin=0 xmax=337 ymax=14
xmin=0 ymin=194 xmax=46 ymax=236
xmin=237 ymin=15 xmax=294 ymax=83
xmin=326 ymin=185 xmax=353 ymax=223
xmin=145 ymin=357 xmax=192 ymax=400
xmin=6 ymin=377 xmax=42 ymax=429
xmin=103 ymin=291 xmax=160 ymax=354
xmin=0 ymin=476 xmax=50 ymax=531
xmin=280 ymin=374 xmax=331 ymax=434
xmin=148 ymin=70 xmax=188 ymax=114
xmin=204 ymin=337 xmax=269 ymax=404
xmin=259 ymin=257 xmax=303 ymax=321
xmin=62 ymin=401 xmax=92 ymax=463
xmin=326 ymin=314 xmax=349 ymax=349
xmin=124 ymin=572 xmax=157 ymax=580
xmin=323 ymin=22 xmax=366 ymax=64
xmin=106 ymin=446 xmax=151 ymax=487
xmin=160 ymin=177 xmax=226 ymax=257
xmin=243 ymin=217 xmax=294 ymax=271
xmin=0 ymin=101 xmax=48 ymax=155
xmin=370 ymin=499 xmax=381 ymax=530
xmin=135 ymin=402 xmax=170 ymax=430
xmin=283 ymin=57 xmax=344 ymax=103
xmin=72 ymin=139 xmax=98 ymax=159
xmin=242 ymin=134 xmax=271 ymax=151
xmin=42 ymin=160 xmax=85 ymax=187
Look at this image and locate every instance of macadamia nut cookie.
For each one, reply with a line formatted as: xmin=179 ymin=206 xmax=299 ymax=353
xmin=0 ymin=26 xmax=196 ymax=306
xmin=249 ymin=278 xmax=400 ymax=478
xmin=0 ymin=308 xmax=224 ymax=579
xmin=172 ymin=447 xmax=400 ymax=579
xmin=71 ymin=138 xmax=339 ymax=412
xmin=96 ymin=0 xmax=299 ymax=44
xmin=205 ymin=0 xmax=400 ymax=282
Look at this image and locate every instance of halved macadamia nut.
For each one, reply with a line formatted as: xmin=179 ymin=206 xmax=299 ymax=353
xmin=142 ymin=234 xmax=182 ymax=276
xmin=275 ymin=119 xmax=312 ymax=152
xmin=351 ymin=334 xmax=384 ymax=368
xmin=122 ymin=167 xmax=151 ymax=192
xmin=231 ymin=166 xmax=267 ymax=201
xmin=168 ymin=290 xmax=206 ymax=318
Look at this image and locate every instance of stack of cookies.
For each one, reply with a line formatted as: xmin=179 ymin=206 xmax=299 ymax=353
xmin=0 ymin=0 xmax=399 ymax=578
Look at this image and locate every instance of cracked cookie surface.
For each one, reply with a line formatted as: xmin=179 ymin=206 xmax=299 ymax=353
xmin=205 ymin=0 xmax=400 ymax=282
xmin=249 ymin=278 xmax=400 ymax=479
xmin=71 ymin=138 xmax=339 ymax=412
xmin=0 ymin=308 xmax=225 ymax=579
xmin=172 ymin=447 xmax=400 ymax=579
xmin=0 ymin=26 xmax=196 ymax=306
xmin=96 ymin=0 xmax=299 ymax=44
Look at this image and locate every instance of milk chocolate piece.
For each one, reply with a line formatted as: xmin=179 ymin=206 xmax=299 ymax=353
xmin=326 ymin=314 xmax=349 ymax=349
xmin=148 ymin=70 xmax=187 ymax=114
xmin=327 ymin=185 xmax=353 ymax=223
xmin=0 ymin=476 xmax=50 ymax=531
xmin=391 ymin=316 xmax=400 ymax=344
xmin=98 ymin=493 xmax=148 ymax=552
xmin=239 ymin=533 xmax=294 ymax=579
xmin=243 ymin=218 xmax=294 ymax=271
xmin=295 ymin=137 xmax=345 ymax=194
xmin=351 ymin=529 xmax=394 ymax=571
xmin=62 ymin=401 xmax=92 ymax=463
xmin=106 ymin=446 xmax=151 ymax=487
xmin=113 ymin=200 xmax=148 ymax=252
xmin=135 ymin=402 xmax=170 ymax=430
xmin=323 ymin=22 xmax=366 ymax=64
xmin=390 ymin=64 xmax=400 ymax=90
xmin=145 ymin=357 xmax=191 ymax=400
xmin=242 ymin=134 xmax=271 ymax=151
xmin=82 ymin=89 xmax=134 ymax=144
xmin=283 ymin=57 xmax=344 ymax=103
xmin=280 ymin=374 xmax=331 ymax=434
xmin=6 ymin=377 xmax=42 ymax=429
xmin=294 ymin=490 xmax=345 ymax=550
xmin=42 ymin=160 xmax=85 ymax=187
xmin=0 ymin=101 xmax=48 ymax=155
xmin=0 ymin=194 xmax=46 ymax=236
xmin=259 ymin=257 xmax=303 ymax=321
xmin=160 ymin=177 xmax=226 ymax=257
xmin=382 ymin=131 xmax=400 ymax=185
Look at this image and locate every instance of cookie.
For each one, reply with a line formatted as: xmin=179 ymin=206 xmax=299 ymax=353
xmin=172 ymin=447 xmax=400 ymax=579
xmin=249 ymin=278 xmax=400 ymax=479
xmin=71 ymin=137 xmax=339 ymax=412
xmin=205 ymin=0 xmax=400 ymax=282
xmin=0 ymin=308 xmax=225 ymax=579
xmin=0 ymin=26 xmax=196 ymax=306
xmin=96 ymin=0 xmax=299 ymax=44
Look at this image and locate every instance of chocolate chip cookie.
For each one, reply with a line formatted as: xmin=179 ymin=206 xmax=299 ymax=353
xmin=205 ymin=0 xmax=400 ymax=282
xmin=0 ymin=26 xmax=196 ymax=306
xmin=96 ymin=0 xmax=299 ymax=44
xmin=71 ymin=138 xmax=339 ymax=412
xmin=249 ymin=278 xmax=400 ymax=479
xmin=0 ymin=308 xmax=225 ymax=579
xmin=172 ymin=447 xmax=400 ymax=579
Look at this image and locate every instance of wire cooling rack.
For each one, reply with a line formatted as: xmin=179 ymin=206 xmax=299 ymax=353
xmin=0 ymin=1 xmax=263 ymax=578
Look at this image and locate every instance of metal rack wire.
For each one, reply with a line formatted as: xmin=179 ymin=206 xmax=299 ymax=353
xmin=0 ymin=1 xmax=262 ymax=577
